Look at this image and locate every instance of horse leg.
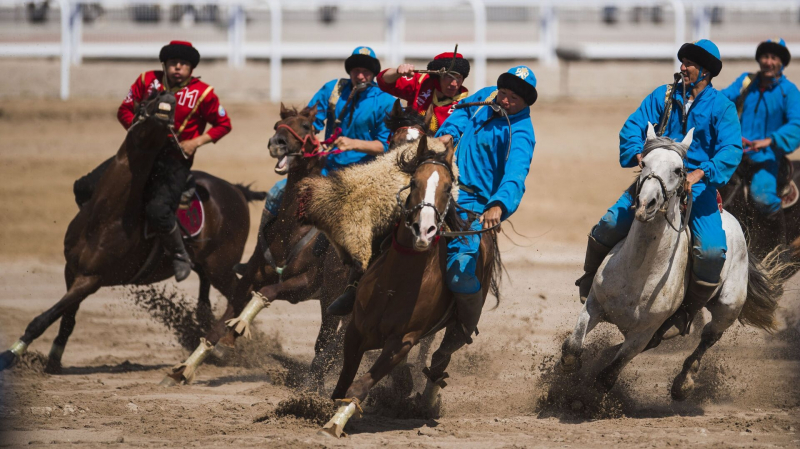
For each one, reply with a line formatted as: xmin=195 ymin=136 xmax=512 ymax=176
xmin=594 ymin=328 xmax=656 ymax=393
xmin=306 ymin=301 xmax=343 ymax=393
xmin=560 ymin=295 xmax=604 ymax=373
xmin=416 ymin=334 xmax=434 ymax=366
xmin=44 ymin=303 xmax=81 ymax=374
xmin=415 ymin=323 xmax=469 ymax=415
xmin=322 ymin=334 xmax=413 ymax=438
xmin=195 ymin=272 xmax=214 ymax=328
xmin=671 ymin=296 xmax=739 ymax=401
xmin=0 ymin=275 xmax=101 ymax=371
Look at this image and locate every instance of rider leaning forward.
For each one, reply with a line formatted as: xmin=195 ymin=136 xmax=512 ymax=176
xmin=720 ymin=38 xmax=800 ymax=243
xmin=376 ymin=52 xmax=471 ymax=133
xmin=73 ymin=40 xmax=232 ymax=282
xmin=577 ymin=39 xmax=743 ymax=348
xmin=260 ymin=46 xmax=395 ymax=310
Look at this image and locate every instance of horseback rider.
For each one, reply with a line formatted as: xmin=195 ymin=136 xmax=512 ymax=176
xmin=576 ymin=40 xmax=743 ymax=347
xmin=259 ymin=46 xmax=395 ymax=307
xmin=376 ymin=51 xmax=470 ymax=133
xmin=720 ymin=38 xmax=800 ymax=244
xmin=73 ymin=40 xmax=232 ymax=282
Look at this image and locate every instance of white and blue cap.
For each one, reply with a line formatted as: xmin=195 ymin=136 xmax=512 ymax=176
xmin=345 ymin=46 xmax=381 ymax=76
xmin=497 ymin=65 xmax=538 ymax=105
xmin=677 ymin=39 xmax=722 ymax=77
xmin=756 ymin=38 xmax=790 ymax=67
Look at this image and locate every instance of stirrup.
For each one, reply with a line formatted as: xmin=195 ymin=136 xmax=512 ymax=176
xmin=326 ymin=282 xmax=358 ymax=316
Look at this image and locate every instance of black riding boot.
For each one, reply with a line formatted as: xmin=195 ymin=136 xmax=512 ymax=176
xmin=574 ymin=231 xmax=613 ymax=303
xmin=326 ymin=269 xmax=360 ymax=316
xmin=646 ymin=274 xmax=719 ymax=350
xmin=454 ymin=290 xmax=484 ymax=344
xmin=159 ymin=224 xmax=193 ymax=282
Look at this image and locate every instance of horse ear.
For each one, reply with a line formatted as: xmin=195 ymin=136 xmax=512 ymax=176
xmin=443 ymin=137 xmax=456 ymax=167
xmin=681 ymin=128 xmax=695 ymax=148
xmin=279 ymin=103 xmax=292 ymax=120
xmin=416 ymin=135 xmax=429 ymax=161
xmin=646 ymin=122 xmax=657 ymax=141
xmin=302 ymin=105 xmax=318 ymax=119
xmin=391 ymin=99 xmax=403 ymax=117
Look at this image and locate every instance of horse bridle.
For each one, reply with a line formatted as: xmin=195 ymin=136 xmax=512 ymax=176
xmin=128 ymin=93 xmax=184 ymax=156
xmin=275 ymin=123 xmax=321 ymax=156
xmin=634 ymin=148 xmax=693 ymax=233
xmin=396 ymin=159 xmax=454 ymax=234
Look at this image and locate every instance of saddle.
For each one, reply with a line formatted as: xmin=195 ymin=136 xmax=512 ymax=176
xmin=144 ymin=175 xmax=205 ymax=239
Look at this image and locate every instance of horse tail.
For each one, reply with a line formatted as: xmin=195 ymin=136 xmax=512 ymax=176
xmin=740 ymin=247 xmax=794 ymax=331
xmin=487 ymin=231 xmax=505 ymax=310
xmin=234 ymin=183 xmax=268 ymax=203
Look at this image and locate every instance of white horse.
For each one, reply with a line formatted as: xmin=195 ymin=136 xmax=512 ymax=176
xmin=561 ymin=123 xmax=785 ymax=400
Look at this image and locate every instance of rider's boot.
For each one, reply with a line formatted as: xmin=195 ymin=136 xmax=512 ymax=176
xmin=574 ymin=231 xmax=613 ymax=303
xmin=453 ymin=290 xmax=484 ymax=345
xmin=233 ymin=210 xmax=277 ymax=276
xmin=326 ymin=268 xmax=361 ymax=316
xmin=159 ymin=224 xmax=193 ymax=282
xmin=646 ymin=274 xmax=719 ymax=350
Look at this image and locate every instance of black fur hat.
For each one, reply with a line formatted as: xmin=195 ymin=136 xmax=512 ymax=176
xmin=427 ymin=52 xmax=470 ymax=78
xmin=159 ymin=40 xmax=200 ymax=68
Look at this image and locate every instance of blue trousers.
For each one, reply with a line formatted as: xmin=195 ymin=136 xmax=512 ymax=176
xmin=745 ymin=147 xmax=782 ymax=216
xmin=446 ymin=192 xmax=485 ymax=294
xmin=592 ymin=181 xmax=727 ymax=283
xmin=264 ymin=178 xmax=287 ymax=216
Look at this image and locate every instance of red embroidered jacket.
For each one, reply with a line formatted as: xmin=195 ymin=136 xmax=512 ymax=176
xmin=377 ymin=70 xmax=469 ymax=133
xmin=117 ymin=71 xmax=231 ymax=160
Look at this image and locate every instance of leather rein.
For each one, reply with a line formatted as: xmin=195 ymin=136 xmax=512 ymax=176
xmin=634 ymin=148 xmax=693 ymax=234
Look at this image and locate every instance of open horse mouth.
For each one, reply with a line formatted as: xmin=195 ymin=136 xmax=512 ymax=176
xmin=275 ymin=155 xmax=290 ymax=175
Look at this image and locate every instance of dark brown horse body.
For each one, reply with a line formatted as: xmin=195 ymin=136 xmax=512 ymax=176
xmin=163 ymin=105 xmax=348 ymax=390
xmin=720 ymin=158 xmax=800 ymax=271
xmin=320 ymin=138 xmax=499 ymax=438
xmin=0 ymin=92 xmax=258 ymax=373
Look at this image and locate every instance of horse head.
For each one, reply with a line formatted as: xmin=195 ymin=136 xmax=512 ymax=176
xmin=635 ymin=123 xmax=693 ymax=222
xmin=399 ymin=137 xmax=457 ymax=250
xmin=269 ymin=103 xmax=320 ymax=175
xmin=385 ymin=99 xmax=427 ymax=148
xmin=127 ymin=90 xmax=176 ymax=150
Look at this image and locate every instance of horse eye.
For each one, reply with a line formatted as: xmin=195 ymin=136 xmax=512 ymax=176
xmin=302 ymin=123 xmax=311 ymax=130
xmin=674 ymin=168 xmax=682 ymax=175
xmin=641 ymin=161 xmax=646 ymax=168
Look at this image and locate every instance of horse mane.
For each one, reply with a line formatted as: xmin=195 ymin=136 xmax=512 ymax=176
xmin=641 ymin=136 xmax=688 ymax=159
xmin=384 ymin=104 xmax=425 ymax=134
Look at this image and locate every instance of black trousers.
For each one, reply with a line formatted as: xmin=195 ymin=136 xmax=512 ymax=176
xmin=74 ymin=153 xmax=191 ymax=235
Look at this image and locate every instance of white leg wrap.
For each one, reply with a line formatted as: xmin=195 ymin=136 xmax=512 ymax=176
xmin=170 ymin=338 xmax=213 ymax=384
xmin=9 ymin=340 xmax=28 ymax=357
xmin=319 ymin=398 xmax=362 ymax=438
xmin=48 ymin=344 xmax=65 ymax=363
xmin=421 ymin=379 xmax=442 ymax=410
xmin=225 ymin=292 xmax=270 ymax=339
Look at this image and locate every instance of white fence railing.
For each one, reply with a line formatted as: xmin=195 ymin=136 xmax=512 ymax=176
xmin=1 ymin=0 xmax=800 ymax=100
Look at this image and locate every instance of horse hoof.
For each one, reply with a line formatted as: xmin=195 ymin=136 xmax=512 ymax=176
xmin=570 ymin=400 xmax=584 ymax=412
xmin=0 ymin=350 xmax=18 ymax=372
xmin=159 ymin=375 xmax=181 ymax=387
xmin=316 ymin=428 xmax=340 ymax=439
xmin=671 ymin=375 xmax=694 ymax=402
xmin=559 ymin=355 xmax=581 ymax=373
xmin=43 ymin=360 xmax=62 ymax=375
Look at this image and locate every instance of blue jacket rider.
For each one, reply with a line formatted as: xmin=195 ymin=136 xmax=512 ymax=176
xmin=429 ymin=66 xmax=536 ymax=351
xmin=720 ymin=38 xmax=800 ymax=242
xmin=576 ymin=40 xmax=743 ymax=349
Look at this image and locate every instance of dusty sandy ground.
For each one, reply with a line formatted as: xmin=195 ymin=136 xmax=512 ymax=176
xmin=0 ymin=64 xmax=799 ymax=447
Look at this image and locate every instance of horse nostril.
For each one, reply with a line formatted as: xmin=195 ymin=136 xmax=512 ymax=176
xmin=412 ymin=223 xmax=421 ymax=236
xmin=647 ymin=198 xmax=657 ymax=210
xmin=427 ymin=226 xmax=436 ymax=237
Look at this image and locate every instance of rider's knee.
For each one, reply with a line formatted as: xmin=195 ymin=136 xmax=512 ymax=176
xmin=593 ymin=213 xmax=626 ymax=248
xmin=445 ymin=263 xmax=481 ymax=294
xmin=145 ymin=202 xmax=174 ymax=234
xmin=750 ymin=190 xmax=782 ymax=215
xmin=691 ymin=244 xmax=727 ymax=283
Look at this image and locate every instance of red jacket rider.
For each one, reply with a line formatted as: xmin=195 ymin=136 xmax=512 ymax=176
xmin=377 ymin=52 xmax=470 ymax=133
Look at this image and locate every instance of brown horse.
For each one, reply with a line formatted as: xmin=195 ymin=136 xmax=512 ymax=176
xmin=720 ymin=157 xmax=800 ymax=271
xmin=0 ymin=91 xmax=260 ymax=374
xmin=162 ymin=104 xmax=349 ymax=390
xmin=319 ymin=137 xmax=501 ymax=438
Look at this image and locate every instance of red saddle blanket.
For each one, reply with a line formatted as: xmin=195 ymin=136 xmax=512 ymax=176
xmin=144 ymin=191 xmax=204 ymax=238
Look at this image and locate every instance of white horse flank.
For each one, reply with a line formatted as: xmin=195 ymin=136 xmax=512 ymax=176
xmin=561 ymin=123 xmax=783 ymax=400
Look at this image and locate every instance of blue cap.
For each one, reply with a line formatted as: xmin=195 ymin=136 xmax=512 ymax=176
xmin=757 ymin=38 xmax=791 ymax=67
xmin=677 ymin=39 xmax=722 ymax=77
xmin=497 ymin=65 xmax=538 ymax=105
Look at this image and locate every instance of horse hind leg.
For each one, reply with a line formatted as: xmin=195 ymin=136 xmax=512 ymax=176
xmin=671 ymin=295 xmax=740 ymax=401
xmin=560 ymin=295 xmax=604 ymax=373
xmin=595 ymin=328 xmax=655 ymax=393
xmin=417 ymin=323 xmax=469 ymax=415
xmin=44 ymin=303 xmax=81 ymax=374
xmin=0 ymin=275 xmax=100 ymax=372
xmin=306 ymin=302 xmax=345 ymax=393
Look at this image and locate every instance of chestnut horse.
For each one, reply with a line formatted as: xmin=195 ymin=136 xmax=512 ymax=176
xmin=162 ymin=104 xmax=350 ymax=390
xmin=319 ymin=137 xmax=501 ymax=438
xmin=0 ymin=91 xmax=261 ymax=374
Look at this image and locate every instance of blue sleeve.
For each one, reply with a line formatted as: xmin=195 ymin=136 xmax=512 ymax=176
xmin=619 ymin=86 xmax=667 ymax=168
xmin=308 ymin=80 xmax=337 ymax=132
xmin=435 ymin=88 xmax=493 ymax=146
xmin=487 ymin=127 xmax=535 ymax=220
xmin=770 ymin=83 xmax=800 ymax=154
xmin=699 ymin=98 xmax=743 ymax=186
xmin=370 ymin=95 xmax=394 ymax=152
xmin=720 ymin=73 xmax=747 ymax=103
